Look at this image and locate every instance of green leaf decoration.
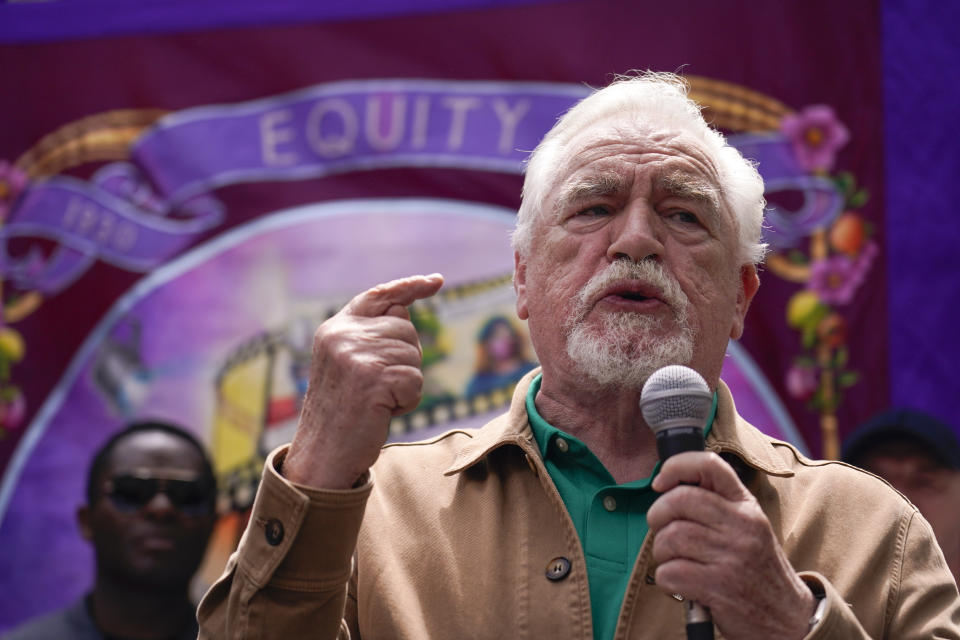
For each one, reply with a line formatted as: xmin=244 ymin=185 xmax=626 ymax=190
xmin=833 ymin=172 xmax=850 ymax=192
xmin=848 ymin=189 xmax=869 ymax=208
xmin=838 ymin=371 xmax=860 ymax=388
xmin=802 ymin=326 xmax=818 ymax=350
xmin=834 ymin=347 xmax=849 ymax=369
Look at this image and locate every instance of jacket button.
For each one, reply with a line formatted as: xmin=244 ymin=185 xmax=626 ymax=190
xmin=545 ymin=556 xmax=571 ymax=581
xmin=264 ymin=519 xmax=284 ymax=546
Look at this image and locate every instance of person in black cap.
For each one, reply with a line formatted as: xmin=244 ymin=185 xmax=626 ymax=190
xmin=844 ymin=408 xmax=960 ymax=584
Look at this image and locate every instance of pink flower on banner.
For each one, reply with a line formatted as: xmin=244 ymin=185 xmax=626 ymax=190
xmin=0 ymin=160 xmax=28 ymax=222
xmin=786 ymin=362 xmax=818 ymax=401
xmin=0 ymin=389 xmax=25 ymax=431
xmin=809 ymin=254 xmax=865 ymax=305
xmin=781 ymin=105 xmax=850 ymax=173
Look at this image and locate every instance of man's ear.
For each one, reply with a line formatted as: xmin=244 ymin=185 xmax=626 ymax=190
xmin=514 ymin=251 xmax=529 ymax=320
xmin=77 ymin=504 xmax=93 ymax=542
xmin=730 ymin=264 xmax=760 ymax=340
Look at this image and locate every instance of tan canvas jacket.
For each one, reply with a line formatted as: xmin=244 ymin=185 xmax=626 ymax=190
xmin=198 ymin=371 xmax=960 ymax=639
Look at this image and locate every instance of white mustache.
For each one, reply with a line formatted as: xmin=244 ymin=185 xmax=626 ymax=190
xmin=573 ymin=259 xmax=688 ymax=323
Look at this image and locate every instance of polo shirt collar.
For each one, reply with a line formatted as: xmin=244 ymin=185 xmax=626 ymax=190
xmin=525 ymin=373 xmax=716 ymax=466
xmin=444 ymin=367 xmax=795 ymax=478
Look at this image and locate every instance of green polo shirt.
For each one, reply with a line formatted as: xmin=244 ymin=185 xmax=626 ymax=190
xmin=525 ymin=374 xmax=716 ymax=640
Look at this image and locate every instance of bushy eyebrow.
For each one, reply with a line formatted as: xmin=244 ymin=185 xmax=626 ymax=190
xmin=657 ymin=172 xmax=721 ymax=221
xmin=553 ymin=172 xmax=625 ymax=220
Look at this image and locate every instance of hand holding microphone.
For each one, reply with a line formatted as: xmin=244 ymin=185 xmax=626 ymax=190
xmin=642 ymin=365 xmax=817 ymax=640
xmin=640 ymin=365 xmax=715 ymax=640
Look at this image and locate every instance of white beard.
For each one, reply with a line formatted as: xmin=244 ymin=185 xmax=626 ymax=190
xmin=564 ymin=260 xmax=695 ymax=389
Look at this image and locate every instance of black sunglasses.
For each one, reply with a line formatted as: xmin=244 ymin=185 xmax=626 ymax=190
xmin=104 ymin=472 xmax=214 ymax=516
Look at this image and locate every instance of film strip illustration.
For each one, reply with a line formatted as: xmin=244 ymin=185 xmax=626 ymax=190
xmin=210 ymin=271 xmax=535 ymax=512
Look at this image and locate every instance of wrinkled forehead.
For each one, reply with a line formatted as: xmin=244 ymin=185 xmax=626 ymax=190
xmin=543 ymin=118 xmax=726 ymax=217
xmin=557 ymin=114 xmax=719 ymax=179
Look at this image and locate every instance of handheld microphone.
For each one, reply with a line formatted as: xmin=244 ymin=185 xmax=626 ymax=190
xmin=639 ymin=364 xmax=714 ymax=640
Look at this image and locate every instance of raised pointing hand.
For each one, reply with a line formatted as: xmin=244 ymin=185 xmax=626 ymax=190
xmin=283 ymin=274 xmax=444 ymax=489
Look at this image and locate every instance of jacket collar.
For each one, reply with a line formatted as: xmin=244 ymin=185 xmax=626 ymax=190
xmin=708 ymin=380 xmax=794 ymax=477
xmin=444 ymin=367 xmax=794 ymax=478
xmin=444 ymin=370 xmax=539 ymax=476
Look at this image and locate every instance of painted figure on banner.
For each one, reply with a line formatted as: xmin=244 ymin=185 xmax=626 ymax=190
xmin=407 ymin=302 xmax=456 ymax=411
xmin=92 ymin=319 xmax=151 ymax=417
xmin=466 ymin=314 xmax=537 ymax=397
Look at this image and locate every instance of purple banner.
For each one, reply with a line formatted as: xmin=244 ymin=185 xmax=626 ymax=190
xmin=1 ymin=173 xmax=223 ymax=293
xmin=1 ymin=80 xmax=842 ymax=296
xmin=131 ymin=79 xmax=590 ymax=202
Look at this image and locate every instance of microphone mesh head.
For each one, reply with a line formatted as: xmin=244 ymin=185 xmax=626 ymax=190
xmin=639 ymin=365 xmax=713 ymax=434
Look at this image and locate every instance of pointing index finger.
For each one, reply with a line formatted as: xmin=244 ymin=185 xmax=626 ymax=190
xmin=345 ymin=274 xmax=444 ymax=318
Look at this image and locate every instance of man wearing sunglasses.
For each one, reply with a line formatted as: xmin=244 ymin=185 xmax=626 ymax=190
xmin=3 ymin=421 xmax=217 ymax=640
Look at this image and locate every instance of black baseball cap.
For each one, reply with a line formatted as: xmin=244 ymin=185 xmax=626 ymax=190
xmin=842 ymin=408 xmax=960 ymax=470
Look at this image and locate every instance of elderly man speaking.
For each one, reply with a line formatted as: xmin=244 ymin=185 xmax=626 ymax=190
xmin=198 ymin=73 xmax=960 ymax=639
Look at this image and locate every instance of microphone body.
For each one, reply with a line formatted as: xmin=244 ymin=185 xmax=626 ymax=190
xmin=654 ymin=425 xmax=705 ymax=462
xmin=640 ymin=365 xmax=715 ymax=640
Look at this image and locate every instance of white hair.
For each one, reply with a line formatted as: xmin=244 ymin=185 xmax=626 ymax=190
xmin=512 ymin=72 xmax=767 ymax=266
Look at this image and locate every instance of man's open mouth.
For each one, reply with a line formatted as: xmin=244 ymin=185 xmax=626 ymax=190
xmin=616 ymin=291 xmax=653 ymax=302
